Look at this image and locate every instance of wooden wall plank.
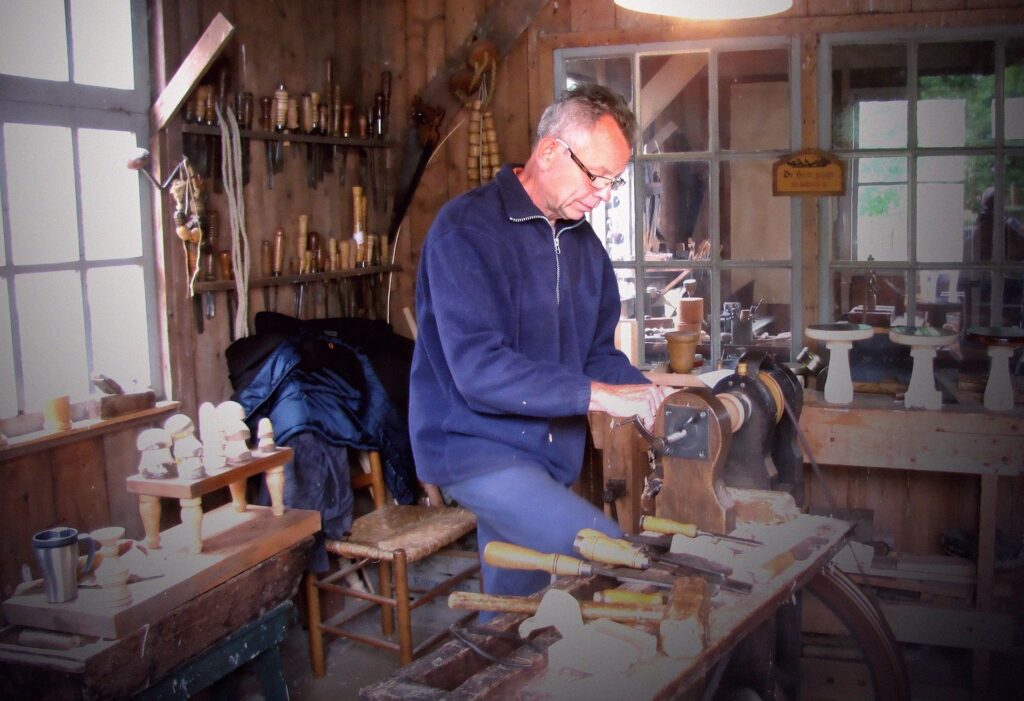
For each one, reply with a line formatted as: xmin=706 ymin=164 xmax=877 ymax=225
xmin=51 ymin=439 xmax=111 ymax=533
xmin=0 ymin=455 xmax=56 ymax=601
xmin=571 ymin=0 xmax=617 ymax=32
xmin=444 ymin=0 xmax=485 ymax=199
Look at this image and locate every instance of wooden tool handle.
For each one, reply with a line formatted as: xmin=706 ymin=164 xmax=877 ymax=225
xmin=218 ymin=250 xmax=233 ymax=280
xmin=261 ymin=240 xmax=272 ymax=277
xmin=641 ymin=515 xmax=698 ymax=538
xmin=483 ymin=541 xmax=586 ymax=577
xmin=593 ymin=588 xmax=664 ymax=607
xmin=272 ymin=227 xmax=285 ymax=275
xmin=448 ymin=591 xmax=665 ymax=623
xmin=574 ymin=528 xmax=649 ymax=569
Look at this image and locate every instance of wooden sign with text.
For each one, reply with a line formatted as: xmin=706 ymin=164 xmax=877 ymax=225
xmin=772 ymin=149 xmax=845 ymax=196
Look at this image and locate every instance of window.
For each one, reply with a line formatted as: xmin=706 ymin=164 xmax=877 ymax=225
xmin=0 ymin=0 xmax=158 ymax=418
xmin=821 ymin=30 xmax=1024 ymax=347
xmin=556 ymin=38 xmax=801 ymax=370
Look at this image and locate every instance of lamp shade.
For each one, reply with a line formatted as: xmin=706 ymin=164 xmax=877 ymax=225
xmin=614 ymin=0 xmax=793 ymax=20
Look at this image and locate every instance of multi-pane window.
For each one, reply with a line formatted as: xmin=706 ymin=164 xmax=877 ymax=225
xmin=556 ymin=38 xmax=800 ymax=370
xmin=0 ymin=0 xmax=158 ymax=418
xmin=822 ymin=31 xmax=1024 ymax=349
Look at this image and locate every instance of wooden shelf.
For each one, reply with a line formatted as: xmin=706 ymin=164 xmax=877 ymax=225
xmin=126 ymin=447 xmax=292 ymax=499
xmin=182 ymin=123 xmax=392 ymax=148
xmin=193 ymin=263 xmax=400 ymax=293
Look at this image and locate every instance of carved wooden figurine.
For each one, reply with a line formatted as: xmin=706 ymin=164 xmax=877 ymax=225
xmin=90 ymin=526 xmax=132 ymax=609
xmin=255 ymin=417 xmax=276 ymax=455
xmin=136 ymin=427 xmax=175 ymax=479
xmin=199 ymin=401 xmax=226 ymax=472
xmin=166 ymin=413 xmax=206 ymax=480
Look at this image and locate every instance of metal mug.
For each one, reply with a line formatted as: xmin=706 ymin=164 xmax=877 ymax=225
xmin=32 ymin=527 xmax=96 ymax=603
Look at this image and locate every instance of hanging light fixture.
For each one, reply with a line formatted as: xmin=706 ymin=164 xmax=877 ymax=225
xmin=614 ymin=0 xmax=793 ymax=21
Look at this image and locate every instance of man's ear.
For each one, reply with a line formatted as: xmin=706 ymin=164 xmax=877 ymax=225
xmin=537 ymin=137 xmax=561 ymax=169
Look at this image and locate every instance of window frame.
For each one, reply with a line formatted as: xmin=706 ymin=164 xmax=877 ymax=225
xmin=817 ymin=26 xmax=1024 ymax=329
xmin=555 ymin=35 xmax=803 ymax=369
xmin=0 ymin=0 xmax=160 ymax=417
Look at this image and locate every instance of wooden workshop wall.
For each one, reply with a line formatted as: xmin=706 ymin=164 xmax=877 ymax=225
xmin=152 ymin=1 xmax=1024 ymax=555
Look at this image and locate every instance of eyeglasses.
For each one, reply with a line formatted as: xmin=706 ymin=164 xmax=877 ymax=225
xmin=554 ymin=138 xmax=627 ymax=191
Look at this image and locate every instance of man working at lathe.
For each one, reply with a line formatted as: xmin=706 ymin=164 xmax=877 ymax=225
xmin=410 ymin=83 xmax=674 ymax=618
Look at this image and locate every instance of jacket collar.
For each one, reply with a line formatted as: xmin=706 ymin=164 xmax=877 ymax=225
xmin=496 ymin=164 xmax=587 ymax=233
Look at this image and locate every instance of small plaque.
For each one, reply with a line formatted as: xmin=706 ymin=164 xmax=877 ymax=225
xmin=772 ymin=149 xmax=844 ymax=196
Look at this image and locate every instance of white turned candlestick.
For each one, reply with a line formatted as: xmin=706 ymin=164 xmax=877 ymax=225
xmin=984 ymin=346 xmax=1015 ymax=411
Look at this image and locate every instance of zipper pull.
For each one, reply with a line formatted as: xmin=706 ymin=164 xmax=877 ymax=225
xmin=554 ymin=236 xmax=561 ymax=254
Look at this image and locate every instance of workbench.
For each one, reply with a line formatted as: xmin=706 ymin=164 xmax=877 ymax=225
xmin=0 ymin=503 xmax=320 ymax=699
xmin=361 ymin=509 xmax=855 ymax=700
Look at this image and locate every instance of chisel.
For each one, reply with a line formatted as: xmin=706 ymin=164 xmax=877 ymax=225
xmin=639 ymin=515 xmax=761 ymax=546
xmin=260 ymin=239 xmax=272 ymax=311
xmin=271 ymin=227 xmax=284 ymax=311
xmin=483 ymin=541 xmax=676 ymax=589
xmin=259 ymin=96 xmax=274 ymax=189
xmin=218 ymin=250 xmax=236 ymax=341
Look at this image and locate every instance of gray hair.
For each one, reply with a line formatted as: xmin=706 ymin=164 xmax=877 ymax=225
xmin=534 ymin=82 xmax=637 ymax=150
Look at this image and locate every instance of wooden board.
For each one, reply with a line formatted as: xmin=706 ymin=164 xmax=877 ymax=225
xmin=125 ymin=446 xmax=292 ymax=498
xmin=2 ymin=503 xmax=319 ymax=639
xmin=0 ymin=537 xmax=310 ymax=701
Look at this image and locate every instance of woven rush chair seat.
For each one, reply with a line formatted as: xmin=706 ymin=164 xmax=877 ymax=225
xmin=330 ymin=504 xmax=477 ymax=562
xmin=306 ymin=451 xmax=480 ymax=674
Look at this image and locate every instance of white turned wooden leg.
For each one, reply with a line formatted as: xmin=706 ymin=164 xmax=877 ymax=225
xmin=266 ymin=464 xmax=286 ymax=516
xmin=984 ymin=346 xmax=1015 ymax=411
xmin=905 ymin=346 xmax=942 ymax=410
xmin=823 ymin=340 xmax=855 ymax=404
xmin=179 ymin=497 xmax=204 ymax=554
xmin=228 ymin=479 xmax=248 ymax=512
xmin=138 ymin=494 xmax=162 ymax=549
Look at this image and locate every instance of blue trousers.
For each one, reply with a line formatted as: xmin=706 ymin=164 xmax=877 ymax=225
xmin=444 ymin=462 xmax=622 ymax=621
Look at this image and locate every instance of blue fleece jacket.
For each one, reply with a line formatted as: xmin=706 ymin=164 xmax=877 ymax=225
xmin=410 ymin=164 xmax=647 ymax=487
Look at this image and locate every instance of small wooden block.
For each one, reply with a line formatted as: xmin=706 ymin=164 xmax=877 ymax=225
xmin=100 ymin=391 xmax=156 ymax=419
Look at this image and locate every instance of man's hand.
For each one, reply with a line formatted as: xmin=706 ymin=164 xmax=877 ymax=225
xmin=588 ymin=381 xmax=676 ymax=428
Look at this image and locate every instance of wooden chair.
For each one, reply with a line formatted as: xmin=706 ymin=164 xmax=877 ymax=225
xmin=304 ymin=451 xmax=479 ymax=673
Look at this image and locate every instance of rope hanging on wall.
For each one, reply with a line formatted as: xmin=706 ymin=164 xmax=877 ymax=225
xmin=216 ymin=104 xmax=251 ymax=340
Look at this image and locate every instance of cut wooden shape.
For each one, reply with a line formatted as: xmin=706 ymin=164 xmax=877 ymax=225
xmin=806 ymin=323 xmax=874 ymax=404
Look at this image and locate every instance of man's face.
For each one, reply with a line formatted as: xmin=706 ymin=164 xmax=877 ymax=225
xmin=542 ymin=114 xmax=631 ymax=222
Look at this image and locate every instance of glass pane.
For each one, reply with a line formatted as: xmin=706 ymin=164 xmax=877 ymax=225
xmin=917 ymin=41 xmax=994 ymax=147
xmin=4 ymin=123 xmax=79 ymax=265
xmin=0 ymin=0 xmax=68 ymax=82
xmin=917 ymin=155 xmax=992 ymax=263
xmin=70 ymin=0 xmax=134 ymax=89
xmin=615 ymin=269 xmax=641 ymax=366
xmin=831 ymin=43 xmax=908 ymax=149
xmin=0 ymin=283 xmax=16 ymax=418
xmin=643 ymin=268 xmax=711 ymax=369
xmin=719 ymin=49 xmax=790 ymax=151
xmin=88 ymin=265 xmax=150 ymax=390
xmin=915 ymin=269 xmax=989 ymax=333
xmin=16 ymin=271 xmax=89 ymax=411
xmin=80 ymin=129 xmax=143 ymax=259
xmin=835 ymin=157 xmax=908 ymax=262
xmin=722 ymin=160 xmax=790 ymax=261
xmin=721 ymin=268 xmax=791 ymax=362
xmin=1006 ymin=39 xmax=1024 ymax=145
xmin=641 ymin=161 xmax=709 ymax=262
xmin=591 ymin=164 xmax=635 ymax=262
xmin=1002 ymin=271 xmax=1023 ymax=328
xmin=1006 ymin=156 xmax=1024 ymax=262
xmin=639 ymin=52 xmax=709 ymax=154
xmin=831 ymin=270 xmax=907 ymax=326
xmin=564 ymin=56 xmax=633 ymax=111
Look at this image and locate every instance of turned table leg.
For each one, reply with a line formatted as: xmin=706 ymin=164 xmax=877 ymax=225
xmin=265 ymin=464 xmax=286 ymax=516
xmin=229 ymin=480 xmax=248 ymax=512
xmin=138 ymin=494 xmax=162 ymax=549
xmin=179 ymin=496 xmax=204 ymax=554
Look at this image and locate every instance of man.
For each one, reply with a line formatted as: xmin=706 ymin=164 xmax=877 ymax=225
xmin=409 ymin=83 xmax=672 ymax=608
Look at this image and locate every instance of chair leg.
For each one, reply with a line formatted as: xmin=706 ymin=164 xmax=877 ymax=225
xmin=379 ymin=560 xmax=394 ymax=637
xmin=394 ymin=549 xmax=413 ymax=666
xmin=304 ymin=571 xmax=326 ymax=678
